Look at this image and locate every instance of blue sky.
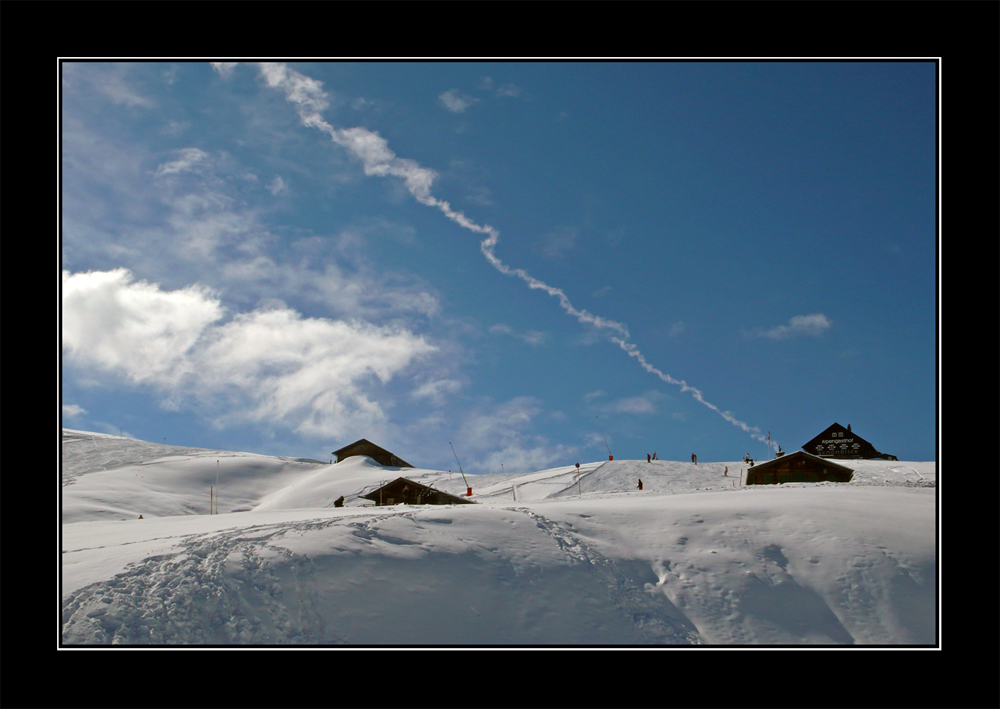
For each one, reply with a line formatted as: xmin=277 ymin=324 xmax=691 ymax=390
xmin=60 ymin=61 xmax=938 ymax=471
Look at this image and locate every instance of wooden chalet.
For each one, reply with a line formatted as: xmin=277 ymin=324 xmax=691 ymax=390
xmin=361 ymin=477 xmax=475 ymax=506
xmin=332 ymin=438 xmax=414 ymax=468
xmin=745 ymin=450 xmax=854 ymax=485
xmin=802 ymin=422 xmax=897 ymax=460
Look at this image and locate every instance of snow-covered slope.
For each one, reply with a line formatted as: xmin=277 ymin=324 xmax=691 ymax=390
xmin=60 ymin=430 xmax=937 ymax=646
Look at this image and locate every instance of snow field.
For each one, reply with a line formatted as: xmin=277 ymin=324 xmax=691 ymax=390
xmin=60 ymin=431 xmax=937 ymax=645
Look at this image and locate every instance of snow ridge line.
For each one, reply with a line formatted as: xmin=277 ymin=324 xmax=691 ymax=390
xmin=512 ymin=507 xmax=702 ymax=645
xmin=551 ymin=460 xmax=607 ymax=498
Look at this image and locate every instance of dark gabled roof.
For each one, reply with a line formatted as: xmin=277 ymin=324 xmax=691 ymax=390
xmin=746 ymin=450 xmax=855 ymax=485
xmin=802 ymin=422 xmax=874 ymax=449
xmin=331 ymin=437 xmax=377 ymax=457
xmin=752 ymin=450 xmax=854 ymax=474
xmin=802 ymin=422 xmax=895 ymax=460
xmin=332 ymin=438 xmax=414 ymax=468
xmin=361 ymin=477 xmax=475 ymax=505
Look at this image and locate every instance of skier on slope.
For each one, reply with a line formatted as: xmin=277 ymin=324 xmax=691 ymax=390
xmin=637 ymin=479 xmax=643 ymax=490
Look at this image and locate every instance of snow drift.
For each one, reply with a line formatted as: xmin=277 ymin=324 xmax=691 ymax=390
xmin=60 ymin=430 xmax=937 ymax=646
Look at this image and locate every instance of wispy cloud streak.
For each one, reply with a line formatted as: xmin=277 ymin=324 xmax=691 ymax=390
xmin=229 ymin=62 xmax=773 ymax=448
xmin=747 ymin=313 xmax=832 ymax=340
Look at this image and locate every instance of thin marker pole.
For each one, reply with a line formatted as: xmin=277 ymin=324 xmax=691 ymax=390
xmin=450 ymin=442 xmax=471 ymax=495
xmin=596 ymin=416 xmax=612 ymax=460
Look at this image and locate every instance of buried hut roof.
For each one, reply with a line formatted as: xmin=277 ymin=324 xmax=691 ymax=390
xmin=332 ymin=438 xmax=414 ymax=468
xmin=746 ymin=450 xmax=854 ymax=485
xmin=361 ymin=477 xmax=475 ymax=506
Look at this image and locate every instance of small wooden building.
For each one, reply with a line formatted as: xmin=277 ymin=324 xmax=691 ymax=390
xmin=802 ymin=422 xmax=896 ymax=460
xmin=332 ymin=438 xmax=414 ymax=468
xmin=745 ymin=450 xmax=854 ymax=485
xmin=361 ymin=477 xmax=475 ymax=506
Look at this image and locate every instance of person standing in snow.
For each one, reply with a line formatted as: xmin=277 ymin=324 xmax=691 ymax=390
xmin=637 ymin=479 xmax=643 ymax=490
xmin=653 ymin=452 xmax=658 ymax=460
xmin=691 ymin=453 xmax=697 ymax=465
xmin=647 ymin=453 xmax=651 ymax=463
xmin=724 ymin=466 xmax=728 ymax=477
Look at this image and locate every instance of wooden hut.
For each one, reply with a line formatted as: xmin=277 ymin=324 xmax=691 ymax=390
xmin=745 ymin=450 xmax=854 ymax=485
xmin=802 ymin=422 xmax=897 ymax=460
xmin=332 ymin=438 xmax=414 ymax=468
xmin=361 ymin=477 xmax=475 ymax=506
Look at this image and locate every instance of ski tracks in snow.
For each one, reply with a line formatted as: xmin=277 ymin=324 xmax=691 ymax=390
xmin=61 ymin=509 xmax=441 ymax=645
xmin=61 ymin=518 xmax=344 ymax=645
xmin=512 ymin=507 xmax=702 ymax=644
xmin=62 ymin=506 xmax=704 ymax=645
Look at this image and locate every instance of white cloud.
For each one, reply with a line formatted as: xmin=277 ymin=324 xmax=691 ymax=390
xmin=155 ymin=148 xmax=210 ymax=176
xmin=601 ymin=391 xmax=664 ymax=415
xmin=439 ymin=89 xmax=478 ymax=113
xmin=748 ymin=313 xmax=833 ymax=340
xmin=197 ymin=308 xmax=436 ymax=437
xmin=490 ymin=324 xmax=548 ymax=346
xmin=479 ymin=440 xmax=575 ymax=477
xmin=267 ymin=176 xmax=288 ymax=195
xmin=538 ymin=226 xmax=579 ymax=260
xmin=459 ymin=396 xmax=540 ymax=447
xmin=160 ymin=120 xmax=191 ymax=137
xmin=219 ymin=251 xmax=441 ymax=321
xmin=63 ymin=404 xmax=87 ymax=418
xmin=62 ymin=270 xmax=437 ymax=439
xmin=210 ymin=62 xmax=239 ymax=79
xmin=611 ymin=396 xmax=658 ymax=415
xmin=68 ymin=122 xmax=441 ymax=320
xmin=63 ymin=63 xmax=156 ymax=109
xmin=454 ymin=396 xmax=573 ymax=474
xmin=410 ymin=378 xmax=463 ymax=405
xmin=479 ymin=77 xmax=522 ymax=99
xmin=67 ymin=115 xmax=436 ymax=318
xmin=62 ymin=269 xmax=224 ymax=387
xmin=494 ymin=83 xmax=522 ymax=99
